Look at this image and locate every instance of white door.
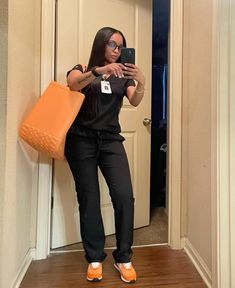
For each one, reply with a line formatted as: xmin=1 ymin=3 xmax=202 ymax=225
xmin=51 ymin=0 xmax=152 ymax=249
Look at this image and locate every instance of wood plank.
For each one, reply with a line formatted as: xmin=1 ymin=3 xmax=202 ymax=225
xmin=20 ymin=246 xmax=207 ymax=287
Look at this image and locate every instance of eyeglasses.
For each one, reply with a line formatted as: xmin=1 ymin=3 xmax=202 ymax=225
xmin=107 ymin=41 xmax=124 ymax=51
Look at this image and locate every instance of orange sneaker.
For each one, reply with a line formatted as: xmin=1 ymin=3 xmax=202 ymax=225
xmin=114 ymin=262 xmax=137 ymax=283
xmin=87 ymin=262 xmax=102 ymax=282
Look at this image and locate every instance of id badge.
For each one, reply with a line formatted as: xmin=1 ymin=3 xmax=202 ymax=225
xmin=101 ymin=80 xmax=112 ymax=94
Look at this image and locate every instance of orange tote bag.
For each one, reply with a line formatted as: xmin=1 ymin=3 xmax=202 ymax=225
xmin=19 ymin=81 xmax=85 ymax=160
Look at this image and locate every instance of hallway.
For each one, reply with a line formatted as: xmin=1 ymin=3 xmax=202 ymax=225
xmin=20 ymin=246 xmax=206 ymax=287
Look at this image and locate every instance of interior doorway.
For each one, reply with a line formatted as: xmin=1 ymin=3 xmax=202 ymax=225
xmin=148 ymin=0 xmax=170 ymax=246
xmin=51 ymin=0 xmax=152 ymax=251
xmin=151 ymin=0 xmax=169 ymax=211
xmin=51 ymin=0 xmax=169 ymax=252
xmin=36 ymin=0 xmax=183 ymax=260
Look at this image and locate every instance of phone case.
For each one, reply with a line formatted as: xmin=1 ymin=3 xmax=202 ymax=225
xmin=120 ymin=48 xmax=135 ymax=64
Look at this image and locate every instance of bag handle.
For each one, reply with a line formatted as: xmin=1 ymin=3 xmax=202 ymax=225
xmin=80 ymin=64 xmax=87 ymax=73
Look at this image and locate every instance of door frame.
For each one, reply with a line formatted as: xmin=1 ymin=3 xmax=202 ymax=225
xmin=35 ymin=0 xmax=183 ymax=260
xmin=211 ymin=0 xmax=235 ymax=286
xmin=34 ymin=0 xmax=56 ymax=260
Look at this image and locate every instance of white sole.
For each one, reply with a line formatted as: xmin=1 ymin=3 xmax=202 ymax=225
xmin=86 ymin=276 xmax=102 ymax=282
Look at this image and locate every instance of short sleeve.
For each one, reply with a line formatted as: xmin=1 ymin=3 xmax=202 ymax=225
xmin=66 ymin=64 xmax=86 ymax=77
xmin=124 ymin=79 xmax=136 ymax=94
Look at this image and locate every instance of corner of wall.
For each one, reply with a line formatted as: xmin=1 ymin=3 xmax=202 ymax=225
xmin=1 ymin=0 xmax=41 ymax=287
xmin=184 ymin=238 xmax=212 ymax=288
xmin=182 ymin=0 xmax=213 ymax=275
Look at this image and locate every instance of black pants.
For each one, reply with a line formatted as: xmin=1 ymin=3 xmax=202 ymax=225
xmin=65 ymin=132 xmax=134 ymax=263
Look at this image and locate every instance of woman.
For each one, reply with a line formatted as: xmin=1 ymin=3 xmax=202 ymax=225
xmin=65 ymin=27 xmax=145 ymax=283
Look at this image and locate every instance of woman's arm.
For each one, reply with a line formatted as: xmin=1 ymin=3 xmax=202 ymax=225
xmin=67 ymin=69 xmax=96 ymax=91
xmin=67 ymin=63 xmax=126 ymax=91
xmin=124 ymin=64 xmax=145 ymax=107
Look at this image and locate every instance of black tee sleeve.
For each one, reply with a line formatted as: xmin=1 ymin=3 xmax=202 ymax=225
xmin=66 ymin=64 xmax=86 ymax=77
xmin=125 ymin=78 xmax=135 ymax=88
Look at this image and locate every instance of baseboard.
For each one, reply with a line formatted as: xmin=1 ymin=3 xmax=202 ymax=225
xmin=184 ymin=238 xmax=212 ymax=288
xmin=11 ymin=248 xmax=35 ymax=288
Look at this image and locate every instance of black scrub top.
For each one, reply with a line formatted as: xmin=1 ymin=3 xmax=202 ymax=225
xmin=67 ymin=64 xmax=135 ymax=140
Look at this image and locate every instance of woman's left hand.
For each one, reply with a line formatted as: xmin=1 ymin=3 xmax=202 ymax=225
xmin=122 ymin=63 xmax=145 ymax=85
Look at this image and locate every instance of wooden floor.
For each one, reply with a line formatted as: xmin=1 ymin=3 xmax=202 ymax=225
xmin=20 ymin=246 xmax=207 ymax=288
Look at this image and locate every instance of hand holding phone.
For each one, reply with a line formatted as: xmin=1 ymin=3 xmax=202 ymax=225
xmin=120 ymin=49 xmax=145 ymax=87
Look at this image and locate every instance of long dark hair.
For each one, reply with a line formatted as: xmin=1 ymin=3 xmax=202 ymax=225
xmin=87 ymin=27 xmax=127 ymax=70
xmin=80 ymin=27 xmax=127 ymax=121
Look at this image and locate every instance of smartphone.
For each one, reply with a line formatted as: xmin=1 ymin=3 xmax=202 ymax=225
xmin=120 ymin=48 xmax=135 ymax=65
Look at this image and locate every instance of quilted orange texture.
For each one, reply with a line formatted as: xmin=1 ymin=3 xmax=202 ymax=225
xmin=19 ymin=81 xmax=85 ymax=160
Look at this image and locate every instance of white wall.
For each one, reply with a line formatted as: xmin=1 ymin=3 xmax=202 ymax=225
xmin=0 ymin=1 xmax=8 ymax=285
xmin=0 ymin=0 xmax=41 ymax=287
xmin=182 ymin=0 xmax=212 ymax=273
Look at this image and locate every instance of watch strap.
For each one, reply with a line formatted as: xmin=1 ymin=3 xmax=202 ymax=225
xmin=91 ymin=67 xmax=101 ymax=77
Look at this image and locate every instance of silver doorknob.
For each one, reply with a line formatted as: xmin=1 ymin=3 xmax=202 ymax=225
xmin=143 ymin=118 xmax=152 ymax=126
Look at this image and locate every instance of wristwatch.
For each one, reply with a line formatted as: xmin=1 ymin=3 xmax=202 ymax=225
xmin=91 ymin=67 xmax=101 ymax=77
